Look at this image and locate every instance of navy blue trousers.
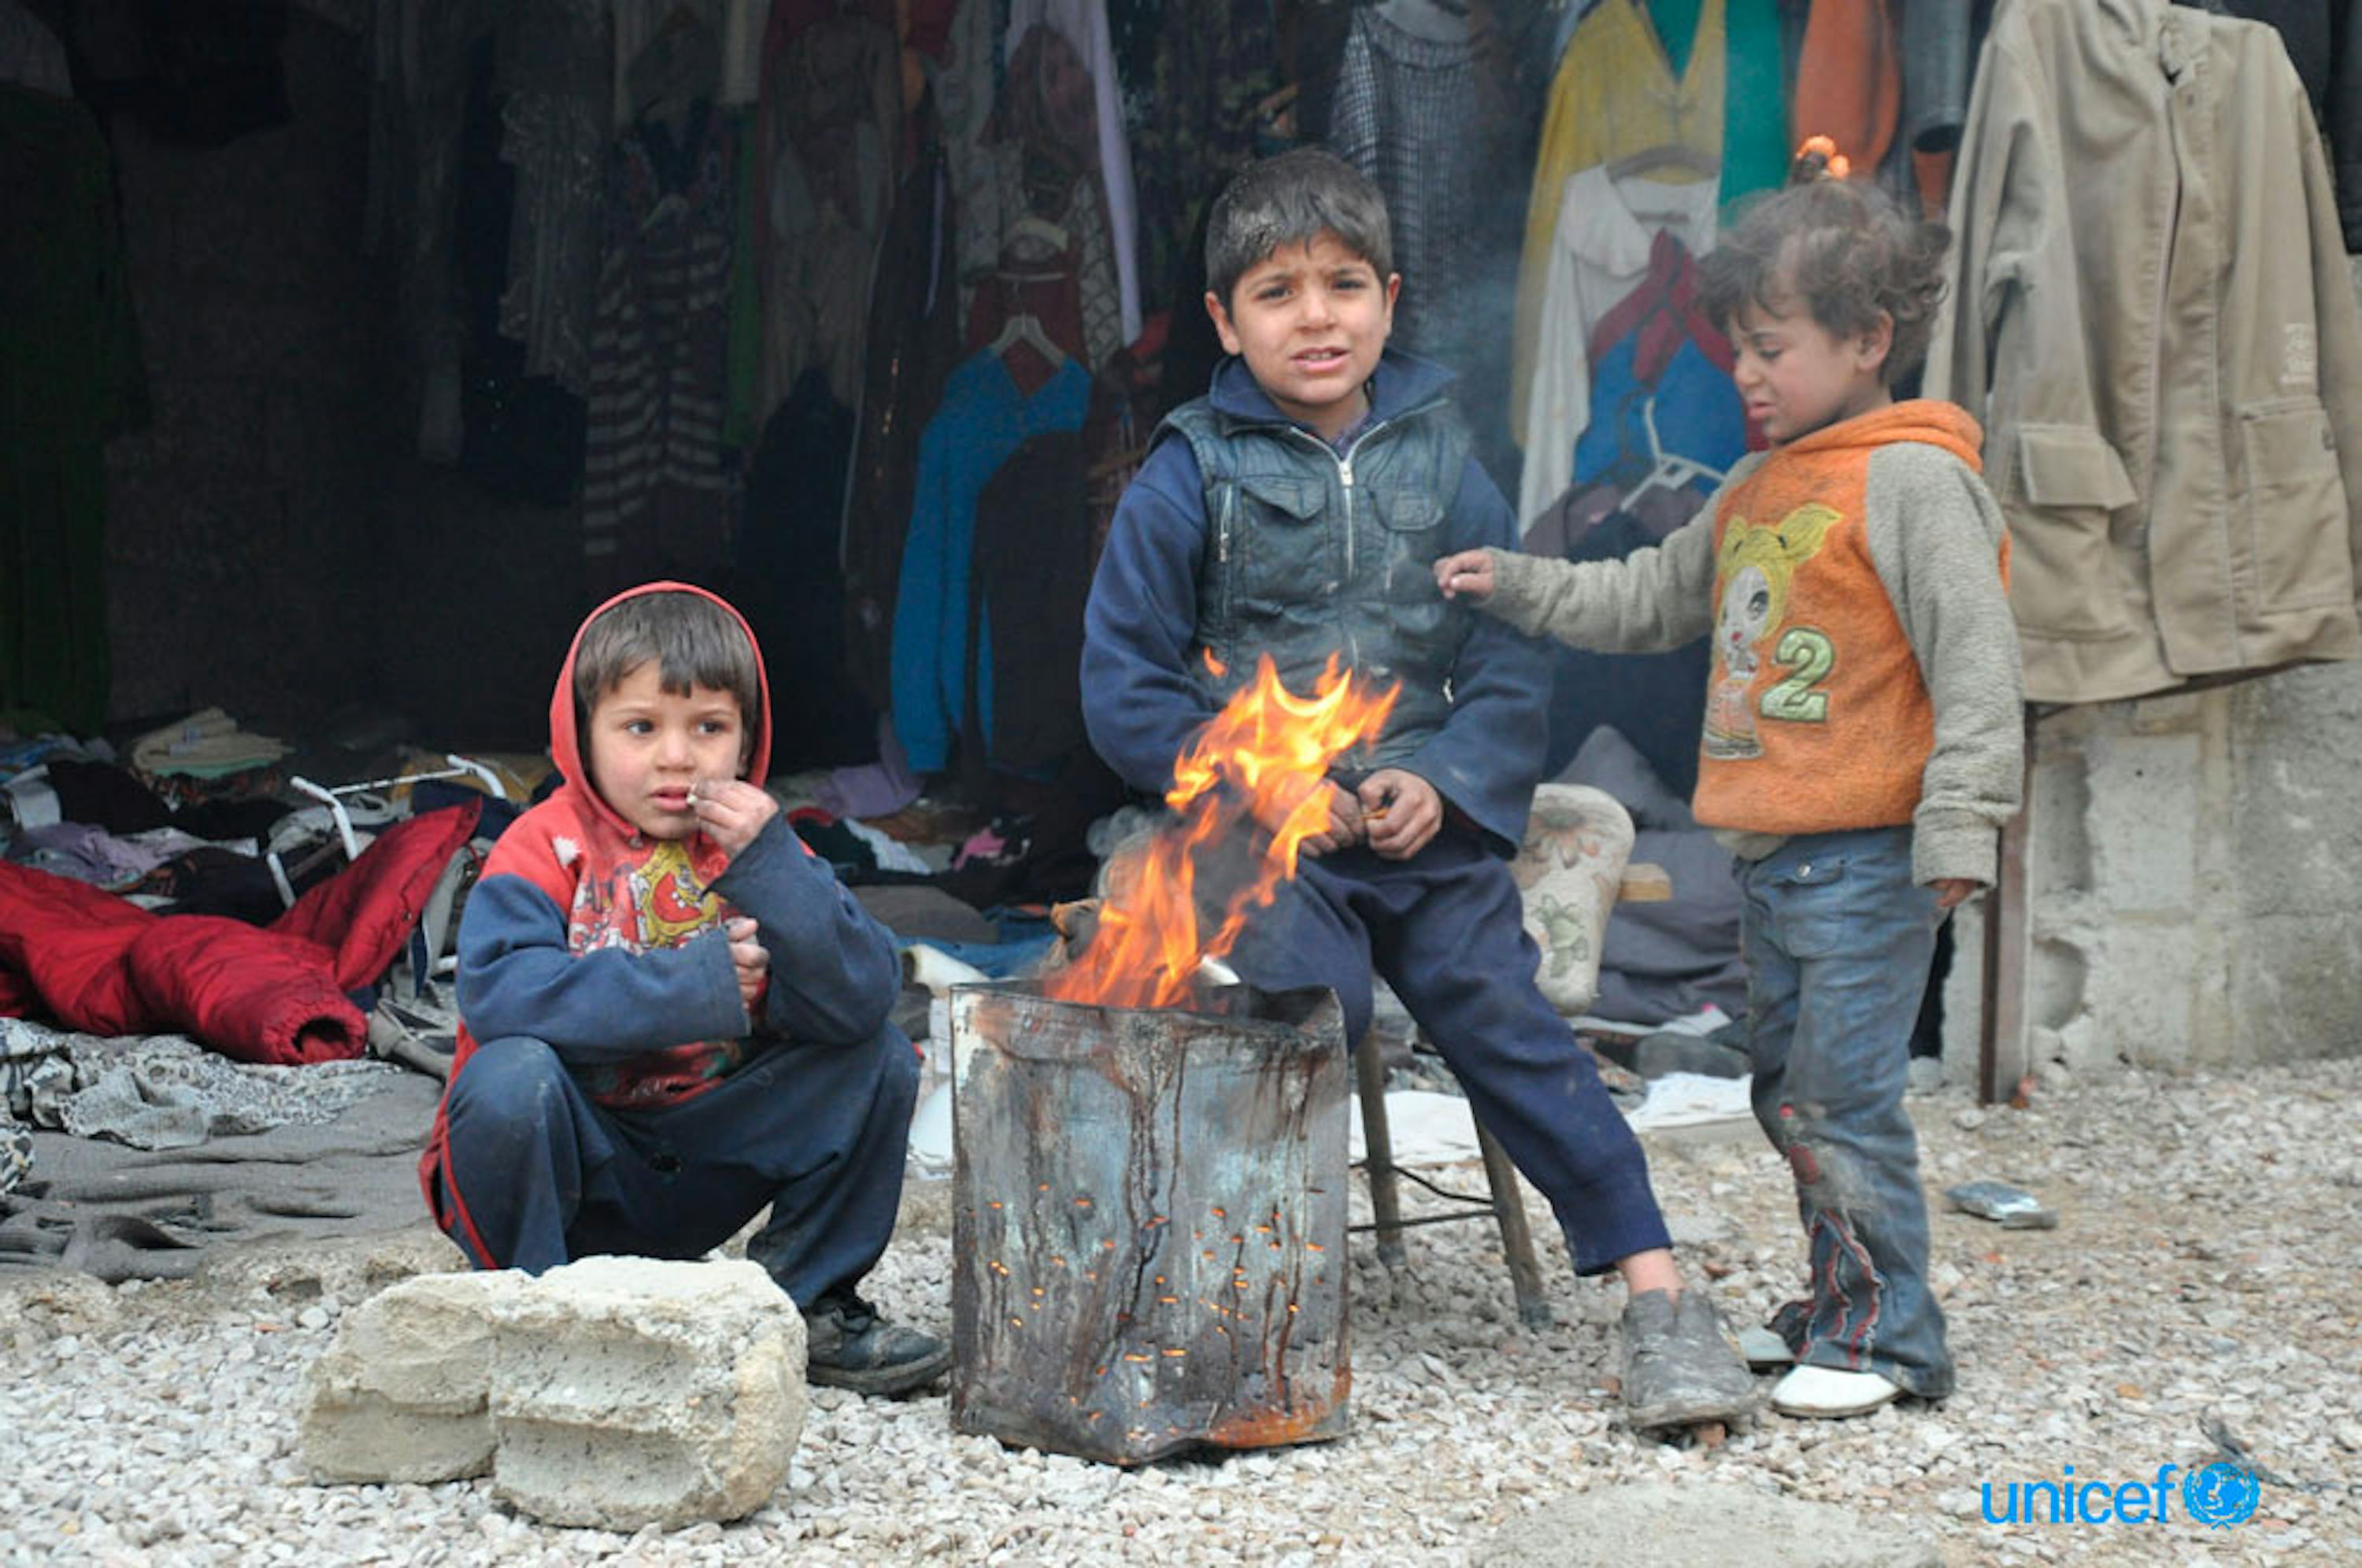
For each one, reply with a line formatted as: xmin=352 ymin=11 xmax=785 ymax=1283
xmin=433 ymin=1027 xmax=919 ymax=1306
xmin=1227 ymin=830 xmax=1672 ymax=1275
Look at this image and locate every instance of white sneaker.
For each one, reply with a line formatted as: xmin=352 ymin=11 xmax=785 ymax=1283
xmin=1771 ymin=1364 xmax=1903 ymax=1418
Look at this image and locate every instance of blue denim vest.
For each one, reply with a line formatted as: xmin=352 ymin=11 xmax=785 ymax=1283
xmin=1157 ymin=390 xmax=1474 ymax=773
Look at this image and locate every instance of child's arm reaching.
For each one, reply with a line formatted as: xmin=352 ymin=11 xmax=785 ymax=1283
xmin=1434 ymin=507 xmax=1720 ymax=653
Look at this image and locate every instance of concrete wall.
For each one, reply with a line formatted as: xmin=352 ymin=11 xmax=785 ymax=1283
xmin=1944 ymin=653 xmax=2362 ymax=1080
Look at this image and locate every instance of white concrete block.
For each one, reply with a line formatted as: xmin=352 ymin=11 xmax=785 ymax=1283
xmin=298 ymin=1270 xmax=505 ymax=1484
xmin=488 ymin=1256 xmax=805 ymax=1531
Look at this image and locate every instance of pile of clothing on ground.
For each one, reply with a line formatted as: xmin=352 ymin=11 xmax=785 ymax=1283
xmin=0 ymin=710 xmax=528 ymax=1267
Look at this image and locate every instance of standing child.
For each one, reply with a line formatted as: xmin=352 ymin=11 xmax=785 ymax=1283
xmin=1438 ymin=169 xmax=2023 ymax=1417
xmin=418 ymin=582 xmax=950 ymax=1396
xmin=1085 ymin=148 xmax=1758 ymax=1433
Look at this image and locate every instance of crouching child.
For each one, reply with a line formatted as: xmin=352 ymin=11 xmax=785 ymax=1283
xmin=417 ymin=582 xmax=949 ymax=1395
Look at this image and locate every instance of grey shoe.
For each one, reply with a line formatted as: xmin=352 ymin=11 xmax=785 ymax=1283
xmin=802 ymin=1290 xmax=953 ymax=1396
xmin=1620 ymin=1288 xmax=1760 ymax=1430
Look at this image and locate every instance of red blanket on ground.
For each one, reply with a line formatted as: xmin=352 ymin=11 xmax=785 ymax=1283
xmin=0 ymin=801 xmax=482 ymax=1065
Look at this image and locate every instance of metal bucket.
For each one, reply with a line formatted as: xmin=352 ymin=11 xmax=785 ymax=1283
xmin=949 ymin=980 xmax=1350 ymax=1465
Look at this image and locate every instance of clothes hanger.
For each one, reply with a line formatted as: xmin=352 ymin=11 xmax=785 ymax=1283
xmin=1618 ymin=394 xmax=1724 ymax=512
xmin=1605 ymin=142 xmax=1723 ymax=182
xmin=988 ymin=311 xmax=1067 ymax=369
xmin=1007 ymin=213 xmax=1072 ymax=253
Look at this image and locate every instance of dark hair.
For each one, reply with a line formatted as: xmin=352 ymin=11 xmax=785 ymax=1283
xmin=1697 ymin=177 xmax=1951 ymax=385
xmin=572 ymin=591 xmax=761 ymax=733
xmin=1204 ymin=148 xmax=1393 ymax=308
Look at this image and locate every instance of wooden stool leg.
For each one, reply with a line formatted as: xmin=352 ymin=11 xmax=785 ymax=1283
xmin=1475 ymin=1118 xmax=1553 ymax=1328
xmin=1354 ymin=1041 xmax=1408 ymax=1267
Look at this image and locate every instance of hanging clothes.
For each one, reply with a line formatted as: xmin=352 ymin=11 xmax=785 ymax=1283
xmin=1720 ymin=0 xmax=1791 ymax=205
xmin=1520 ymin=165 xmax=1721 ymax=525
xmin=1511 ymin=0 xmax=1727 ymax=443
xmin=939 ymin=0 xmax=1003 ymax=309
xmin=968 ymin=430 xmax=1094 ymax=778
xmin=890 ymin=353 xmax=1093 ymax=774
xmin=608 ymin=0 xmax=766 ymax=121
xmin=1790 ymin=0 xmax=1899 ymax=175
xmin=496 ymin=0 xmax=613 ymax=398
xmin=1925 ymin=0 xmax=2362 ymax=702
xmin=739 ymin=369 xmax=877 ymax=771
xmin=0 ymin=86 xmax=146 ymax=735
xmin=749 ymin=9 xmax=902 ymax=417
xmin=844 ymin=98 xmax=964 ymax=713
xmin=1557 ymin=231 xmax=1753 ymax=519
xmin=1129 ymin=0 xmax=1279 ymax=309
xmin=962 ymin=165 xmax=1123 ymax=374
xmin=1005 ymin=0 xmax=1144 ymax=346
xmin=967 ymin=23 xmax=1125 ymax=372
xmin=1330 ymin=2 xmax=1483 ymax=368
xmin=581 ymin=99 xmax=739 ymax=592
xmin=365 ymin=0 xmax=505 ymax=463
xmin=2193 ymin=1 xmax=2362 ymax=249
xmin=0 ymin=2 xmax=70 ymax=97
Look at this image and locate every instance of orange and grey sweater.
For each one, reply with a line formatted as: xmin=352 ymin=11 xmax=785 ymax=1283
xmin=1483 ymin=401 xmax=2023 ymax=885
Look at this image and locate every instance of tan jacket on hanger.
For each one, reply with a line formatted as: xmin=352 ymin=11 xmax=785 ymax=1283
xmin=1925 ymin=0 xmax=2362 ymax=704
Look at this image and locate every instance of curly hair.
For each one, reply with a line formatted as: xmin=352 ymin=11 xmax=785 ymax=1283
xmin=1697 ymin=177 xmax=1951 ymax=385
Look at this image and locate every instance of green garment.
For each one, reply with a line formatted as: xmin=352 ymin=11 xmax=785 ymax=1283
xmin=1721 ymin=0 xmax=1793 ymax=206
xmin=0 ymin=87 xmax=145 ymax=737
xmin=1648 ymin=0 xmax=1707 ymax=76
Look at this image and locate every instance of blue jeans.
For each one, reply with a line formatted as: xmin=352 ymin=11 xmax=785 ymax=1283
xmin=1738 ymin=827 xmax=1953 ymax=1398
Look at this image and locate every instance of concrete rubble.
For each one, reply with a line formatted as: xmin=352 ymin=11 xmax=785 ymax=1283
xmin=298 ymin=1256 xmax=805 ymax=1530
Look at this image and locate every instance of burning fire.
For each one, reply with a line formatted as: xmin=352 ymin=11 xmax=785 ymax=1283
xmin=1046 ymin=653 xmax=1398 ymax=1011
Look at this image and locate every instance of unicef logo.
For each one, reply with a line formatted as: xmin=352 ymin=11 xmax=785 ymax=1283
xmin=2182 ymin=1462 xmax=2260 ymax=1529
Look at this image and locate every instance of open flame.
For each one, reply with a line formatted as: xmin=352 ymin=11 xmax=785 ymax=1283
xmin=1046 ymin=653 xmax=1398 ymax=1011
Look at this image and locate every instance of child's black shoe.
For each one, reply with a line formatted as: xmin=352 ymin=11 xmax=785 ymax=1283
xmin=802 ymin=1289 xmax=953 ymax=1396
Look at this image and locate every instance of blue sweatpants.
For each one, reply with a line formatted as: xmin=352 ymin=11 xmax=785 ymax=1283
xmin=433 ymin=1027 xmax=919 ymax=1307
xmin=1226 ymin=829 xmax=1672 ymax=1275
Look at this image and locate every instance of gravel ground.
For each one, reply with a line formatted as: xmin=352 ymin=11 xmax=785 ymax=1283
xmin=4 ymin=1057 xmax=2359 ymax=1567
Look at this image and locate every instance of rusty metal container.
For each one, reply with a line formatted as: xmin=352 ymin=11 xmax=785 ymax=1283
xmin=948 ymin=980 xmax=1350 ymax=1466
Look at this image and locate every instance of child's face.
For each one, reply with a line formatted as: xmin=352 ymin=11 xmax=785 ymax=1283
xmin=1728 ymin=291 xmax=1893 ymax=446
xmin=1205 ymin=231 xmax=1400 ymax=442
xmin=583 ymin=662 xmax=748 ymax=841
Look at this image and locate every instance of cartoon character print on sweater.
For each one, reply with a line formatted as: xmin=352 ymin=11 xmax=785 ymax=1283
xmin=1703 ymin=503 xmax=1840 ymax=760
xmin=568 ymin=838 xmax=745 ymax=1106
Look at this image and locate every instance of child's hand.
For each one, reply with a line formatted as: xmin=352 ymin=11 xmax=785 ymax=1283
xmin=1299 ymin=780 xmax=1364 ymax=858
xmin=1358 ymin=769 xmax=1442 ymax=860
xmin=726 ymin=915 xmax=768 ymax=1013
xmin=1434 ymin=550 xmax=1495 ymax=602
xmin=1254 ymin=775 xmax=1363 ymax=856
xmin=1932 ymin=878 xmax=1982 ymax=910
xmin=690 ymin=778 xmax=778 ymax=859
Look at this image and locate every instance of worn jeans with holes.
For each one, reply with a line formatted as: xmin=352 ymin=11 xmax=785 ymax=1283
xmin=1738 ymin=826 xmax=1953 ymax=1398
